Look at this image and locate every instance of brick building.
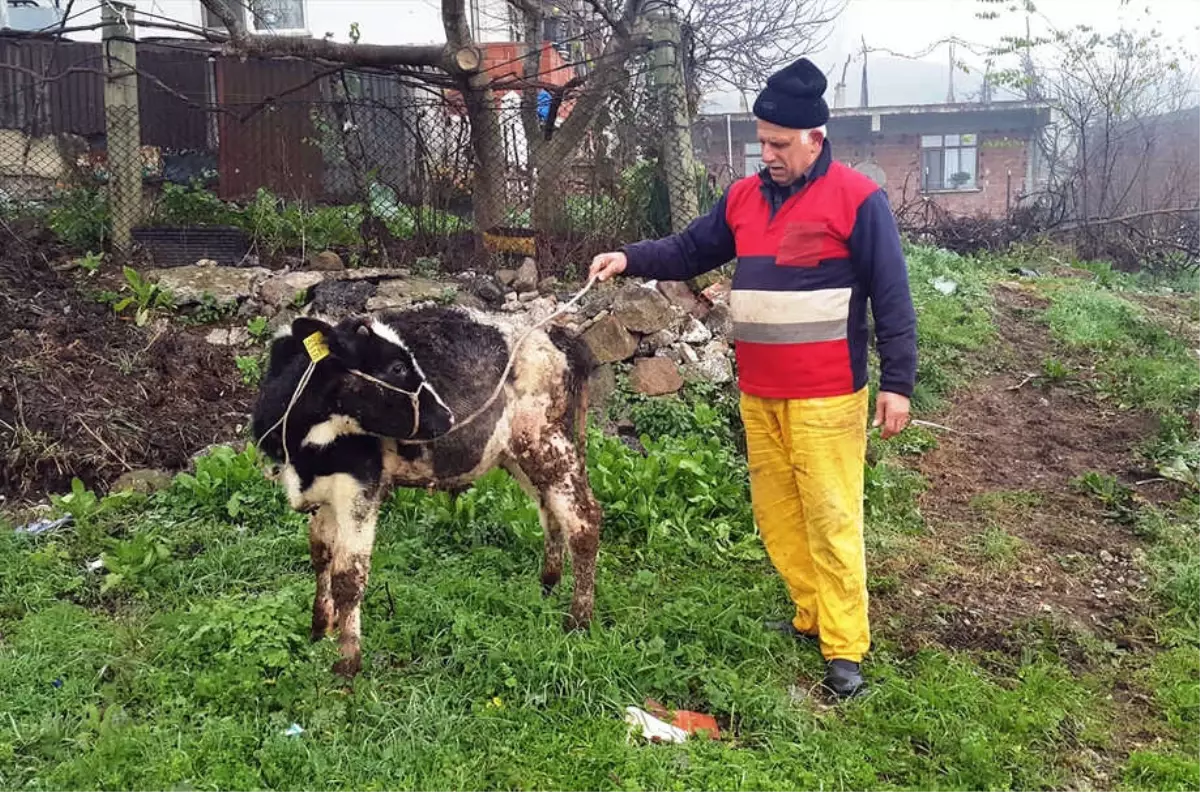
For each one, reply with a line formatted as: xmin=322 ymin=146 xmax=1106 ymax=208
xmin=693 ymin=100 xmax=1052 ymax=218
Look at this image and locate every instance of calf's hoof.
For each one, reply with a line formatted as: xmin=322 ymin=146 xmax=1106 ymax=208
xmin=310 ymin=603 xmax=335 ymax=642
xmin=562 ymin=610 xmax=592 ymax=633
xmin=541 ymin=573 xmax=561 ymax=598
xmin=332 ymin=654 xmax=362 ymax=679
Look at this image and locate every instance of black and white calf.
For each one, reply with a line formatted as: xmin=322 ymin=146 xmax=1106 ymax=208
xmin=250 ymin=305 xmax=602 ymax=677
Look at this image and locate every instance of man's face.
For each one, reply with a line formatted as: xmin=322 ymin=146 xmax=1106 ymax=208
xmin=757 ymin=119 xmax=823 ymax=186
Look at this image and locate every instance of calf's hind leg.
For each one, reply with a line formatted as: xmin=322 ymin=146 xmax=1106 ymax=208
xmin=308 ymin=505 xmax=337 ymax=641
xmin=512 ymin=431 xmax=602 ymax=630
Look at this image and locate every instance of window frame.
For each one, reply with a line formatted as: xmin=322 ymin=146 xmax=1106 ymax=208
xmin=743 ymin=141 xmax=762 ymax=178
xmin=920 ymin=133 xmax=979 ymax=193
xmin=203 ymin=0 xmax=309 ymax=37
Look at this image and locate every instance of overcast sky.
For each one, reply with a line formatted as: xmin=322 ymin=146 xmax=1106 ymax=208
xmin=704 ymin=0 xmax=1200 ymax=111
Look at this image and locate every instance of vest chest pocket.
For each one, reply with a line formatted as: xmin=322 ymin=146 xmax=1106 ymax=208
xmin=776 ymin=220 xmax=828 ymax=267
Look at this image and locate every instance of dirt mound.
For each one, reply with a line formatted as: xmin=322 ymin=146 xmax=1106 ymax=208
xmin=0 ymin=236 xmax=253 ymax=504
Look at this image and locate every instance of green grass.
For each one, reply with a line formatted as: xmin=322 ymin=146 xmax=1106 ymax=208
xmin=1030 ymin=275 xmax=1199 ymax=787
xmin=966 ymin=524 xmax=1025 ymax=571
xmin=0 ymin=428 xmax=1128 ymax=790
xmin=1044 ymin=285 xmax=1200 ymax=417
xmin=897 ymin=245 xmax=998 ymax=412
xmin=3 ymin=245 xmax=1199 ymax=789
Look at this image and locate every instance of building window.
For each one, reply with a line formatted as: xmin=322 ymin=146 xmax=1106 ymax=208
xmin=744 ymin=142 xmax=761 ymax=177
xmin=204 ymin=0 xmax=308 ymax=35
xmin=921 ymin=133 xmax=978 ymax=191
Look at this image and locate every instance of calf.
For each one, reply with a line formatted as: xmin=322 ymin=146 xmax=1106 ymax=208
xmin=250 ymin=304 xmax=602 ymax=677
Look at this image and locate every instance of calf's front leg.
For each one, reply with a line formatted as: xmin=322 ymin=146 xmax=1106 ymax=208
xmin=325 ymin=478 xmax=382 ymax=678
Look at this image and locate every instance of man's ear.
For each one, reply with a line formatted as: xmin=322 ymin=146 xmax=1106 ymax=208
xmin=291 ymin=317 xmax=353 ymax=365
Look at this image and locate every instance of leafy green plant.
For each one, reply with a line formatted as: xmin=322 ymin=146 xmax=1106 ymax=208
xmin=1041 ymin=357 xmax=1070 ymax=384
xmin=75 ymin=251 xmax=104 ymax=275
xmin=99 ymin=531 xmax=172 ymax=595
xmin=188 ymin=294 xmax=236 ymax=325
xmin=106 ymin=266 xmax=174 ymax=326
xmin=1072 ymin=471 xmax=1136 ymax=522
xmin=46 ymin=187 xmax=109 ymax=250
xmin=152 ymin=180 xmax=238 ymax=227
xmin=246 ymin=316 xmax=270 ymax=342
xmin=235 ymin=354 xmax=264 ymax=387
xmin=163 ymin=444 xmax=283 ymax=524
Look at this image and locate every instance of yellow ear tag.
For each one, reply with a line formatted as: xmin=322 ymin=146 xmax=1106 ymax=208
xmin=303 ymin=331 xmax=330 ymax=363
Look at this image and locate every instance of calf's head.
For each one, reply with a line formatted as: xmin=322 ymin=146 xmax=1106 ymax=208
xmin=290 ymin=315 xmax=455 ymax=441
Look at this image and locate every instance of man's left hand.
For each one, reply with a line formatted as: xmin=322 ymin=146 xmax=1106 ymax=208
xmin=873 ymin=392 xmax=910 ymax=439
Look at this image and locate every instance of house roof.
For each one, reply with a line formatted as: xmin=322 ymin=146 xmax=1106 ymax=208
xmin=704 ymin=99 xmax=1052 ymax=123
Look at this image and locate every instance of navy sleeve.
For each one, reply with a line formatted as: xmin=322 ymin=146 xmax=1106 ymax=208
xmin=849 ymin=190 xmax=918 ymax=398
xmin=620 ymin=193 xmax=736 ymax=281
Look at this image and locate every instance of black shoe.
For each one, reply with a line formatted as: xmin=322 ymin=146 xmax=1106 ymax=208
xmin=823 ymin=659 xmax=867 ymax=700
xmin=764 ymin=619 xmax=818 ymax=643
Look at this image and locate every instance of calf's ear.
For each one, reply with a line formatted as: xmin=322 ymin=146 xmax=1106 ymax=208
xmin=291 ymin=317 xmax=354 ymax=365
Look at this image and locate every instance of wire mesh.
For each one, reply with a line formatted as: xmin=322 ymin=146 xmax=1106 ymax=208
xmin=0 ymin=33 xmax=710 ymax=272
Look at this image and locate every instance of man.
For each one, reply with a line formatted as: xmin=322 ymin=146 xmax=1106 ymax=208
xmin=589 ymin=57 xmax=917 ymax=699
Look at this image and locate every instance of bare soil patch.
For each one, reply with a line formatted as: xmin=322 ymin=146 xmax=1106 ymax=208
xmin=0 ymin=234 xmax=253 ymax=504
xmin=875 ymin=283 xmax=1170 ymax=660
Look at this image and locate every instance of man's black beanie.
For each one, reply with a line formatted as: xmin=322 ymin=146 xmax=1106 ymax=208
xmin=752 ymin=57 xmax=830 ymax=129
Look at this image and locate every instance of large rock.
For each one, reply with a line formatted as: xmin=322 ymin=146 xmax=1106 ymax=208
xmin=682 ymin=339 xmax=734 ymax=384
xmin=205 ymin=327 xmax=251 ymax=347
xmin=678 ymin=314 xmax=713 ymax=344
xmin=705 ymin=303 xmax=733 ymax=337
xmin=266 ymin=307 xmax=300 ymax=335
xmin=682 ymin=354 xmax=733 ymax=385
xmin=631 ymin=357 xmax=684 ymax=396
xmin=259 ymin=271 xmax=326 ymax=307
xmin=469 ymin=277 xmax=505 ymax=306
xmin=513 ymin=258 xmax=539 ymax=293
xmin=701 ymin=280 xmax=732 ymax=306
xmin=365 ymin=277 xmax=448 ymax=311
xmin=111 ymin=468 xmax=174 ymax=495
xmin=496 ymin=269 xmax=518 ymax=288
xmin=453 ymin=291 xmax=486 ymax=311
xmin=587 ymin=364 xmax=617 ymax=417
xmin=582 ymin=314 xmax=639 ymax=363
xmin=311 ymin=280 xmax=377 ymax=315
xmin=658 ymin=280 xmax=709 ymax=319
xmin=308 ymin=250 xmax=345 ymax=271
xmin=611 ymin=283 xmax=672 ymax=334
xmin=148 ymin=265 xmax=271 ymax=305
xmin=329 ymin=267 xmax=409 ymax=282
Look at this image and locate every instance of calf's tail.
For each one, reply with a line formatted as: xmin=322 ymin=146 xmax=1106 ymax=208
xmin=547 ymin=325 xmax=598 ymax=451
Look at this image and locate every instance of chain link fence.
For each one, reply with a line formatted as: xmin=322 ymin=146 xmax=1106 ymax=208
xmin=0 ymin=34 xmax=711 ymax=276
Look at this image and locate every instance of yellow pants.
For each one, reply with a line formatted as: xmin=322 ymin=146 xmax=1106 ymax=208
xmin=741 ymin=388 xmax=870 ymax=662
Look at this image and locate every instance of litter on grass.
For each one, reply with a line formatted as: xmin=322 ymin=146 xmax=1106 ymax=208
xmin=625 ymin=699 xmax=721 ymax=744
xmin=14 ymin=515 xmax=73 ymax=535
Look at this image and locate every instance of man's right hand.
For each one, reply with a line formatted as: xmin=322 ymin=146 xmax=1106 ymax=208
xmin=589 ymin=252 xmax=628 ymax=282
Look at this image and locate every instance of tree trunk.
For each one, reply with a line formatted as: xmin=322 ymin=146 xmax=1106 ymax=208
xmin=531 ymin=157 xmax=568 ymax=231
xmin=463 ymin=85 xmax=507 ymax=231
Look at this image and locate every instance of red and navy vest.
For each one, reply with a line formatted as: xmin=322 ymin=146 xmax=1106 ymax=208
xmin=622 ymin=142 xmax=918 ymax=401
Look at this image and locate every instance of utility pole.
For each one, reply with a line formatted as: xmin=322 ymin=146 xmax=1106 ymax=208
xmin=103 ymin=1 xmax=145 ymax=256
xmin=649 ymin=9 xmax=697 ymax=232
